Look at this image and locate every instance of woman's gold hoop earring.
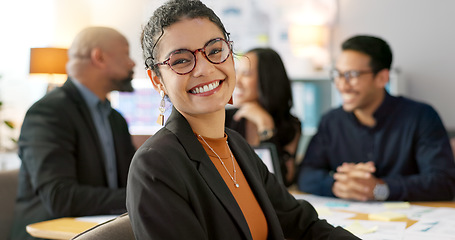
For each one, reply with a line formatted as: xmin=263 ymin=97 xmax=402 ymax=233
xmin=157 ymin=90 xmax=165 ymax=126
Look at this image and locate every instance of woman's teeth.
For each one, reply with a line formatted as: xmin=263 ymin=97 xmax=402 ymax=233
xmin=191 ymin=81 xmax=220 ymax=94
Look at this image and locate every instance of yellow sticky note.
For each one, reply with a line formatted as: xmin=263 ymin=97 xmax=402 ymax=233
xmin=384 ymin=202 xmax=411 ymax=210
xmin=368 ymin=211 xmax=407 ymax=221
xmin=344 ymin=221 xmax=378 ymax=235
xmin=315 ymin=206 xmax=332 ymax=216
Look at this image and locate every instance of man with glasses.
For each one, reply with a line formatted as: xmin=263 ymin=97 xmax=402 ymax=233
xmin=297 ymin=35 xmax=455 ymax=201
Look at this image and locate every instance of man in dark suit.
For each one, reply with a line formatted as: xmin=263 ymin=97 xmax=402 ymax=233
xmin=11 ymin=26 xmax=137 ymax=239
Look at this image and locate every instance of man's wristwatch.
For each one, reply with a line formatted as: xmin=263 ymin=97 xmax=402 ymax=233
xmin=373 ymin=183 xmax=390 ymax=201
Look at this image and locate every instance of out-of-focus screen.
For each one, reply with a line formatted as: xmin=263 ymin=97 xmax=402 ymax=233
xmin=110 ymin=78 xmax=170 ymax=135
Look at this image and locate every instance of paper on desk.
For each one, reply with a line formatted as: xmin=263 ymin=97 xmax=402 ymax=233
xmin=403 ymin=233 xmax=455 ymax=240
xmin=405 ymin=218 xmax=455 ymax=240
xmin=314 ymin=206 xmax=356 ymax=223
xmin=389 ymin=205 xmax=455 ymax=221
xmin=344 ymin=220 xmax=378 ymax=235
xmin=384 ymin=202 xmax=410 ymax=209
xmin=294 ymin=193 xmax=376 ymax=211
xmin=75 ymin=215 xmax=118 ymax=224
xmin=419 ymin=207 xmax=455 ymax=222
xmin=315 ymin=206 xmax=332 ymax=216
xmin=392 ymin=205 xmax=436 ymax=220
xmin=293 ymin=193 xmax=455 ymax=239
xmin=294 ymin=193 xmax=390 ymax=213
xmin=330 ymin=219 xmax=406 ymax=240
xmin=368 ymin=211 xmax=407 ymax=221
xmin=293 ymin=193 xmax=352 ymax=208
xmin=293 ymin=193 xmax=441 ymax=220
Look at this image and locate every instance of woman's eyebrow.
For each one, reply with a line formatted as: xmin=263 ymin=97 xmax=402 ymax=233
xmin=162 ymin=37 xmax=225 ymax=59
xmin=161 ymin=48 xmax=187 ymax=60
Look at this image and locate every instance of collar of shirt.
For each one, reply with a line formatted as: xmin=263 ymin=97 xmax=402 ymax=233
xmin=72 ymin=78 xmax=111 ymax=116
xmin=71 ymin=78 xmax=118 ymax=188
xmin=372 ymin=90 xmax=399 ymax=128
xmin=347 ymin=90 xmax=399 ymax=130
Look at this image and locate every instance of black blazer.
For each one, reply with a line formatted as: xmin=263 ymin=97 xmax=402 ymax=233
xmin=126 ymin=108 xmax=358 ymax=240
xmin=11 ymin=79 xmax=136 ymax=240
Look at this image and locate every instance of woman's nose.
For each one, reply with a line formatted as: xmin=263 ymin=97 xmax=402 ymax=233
xmin=191 ymin=51 xmax=215 ymax=77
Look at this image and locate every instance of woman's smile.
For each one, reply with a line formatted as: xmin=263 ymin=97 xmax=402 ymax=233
xmin=189 ymin=80 xmax=223 ymax=95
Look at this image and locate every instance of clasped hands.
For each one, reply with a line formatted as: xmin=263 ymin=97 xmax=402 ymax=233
xmin=332 ymin=161 xmax=383 ymax=201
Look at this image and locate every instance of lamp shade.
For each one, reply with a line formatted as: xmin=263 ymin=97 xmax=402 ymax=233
xmin=29 ymin=48 xmax=68 ymax=74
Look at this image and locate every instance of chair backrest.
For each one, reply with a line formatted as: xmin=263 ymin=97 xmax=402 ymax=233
xmin=71 ymin=213 xmax=134 ymax=240
xmin=0 ymin=168 xmax=19 ymax=240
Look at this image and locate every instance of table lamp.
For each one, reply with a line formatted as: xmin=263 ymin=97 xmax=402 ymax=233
xmin=29 ymin=47 xmax=68 ymax=92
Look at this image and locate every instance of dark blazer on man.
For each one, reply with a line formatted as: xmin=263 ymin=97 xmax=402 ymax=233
xmin=11 ymin=79 xmax=136 ymax=240
xmin=126 ymin=108 xmax=358 ymax=240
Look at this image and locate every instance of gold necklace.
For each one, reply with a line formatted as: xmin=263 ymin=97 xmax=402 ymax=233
xmin=198 ymin=135 xmax=239 ymax=188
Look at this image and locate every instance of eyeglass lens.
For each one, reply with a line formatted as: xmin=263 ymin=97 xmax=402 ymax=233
xmin=168 ymin=39 xmax=230 ymax=74
xmin=331 ymin=70 xmax=364 ymax=83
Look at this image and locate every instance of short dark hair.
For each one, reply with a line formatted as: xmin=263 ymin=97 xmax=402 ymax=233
xmin=142 ymin=0 xmax=229 ymax=77
xmin=341 ymin=35 xmax=393 ymax=74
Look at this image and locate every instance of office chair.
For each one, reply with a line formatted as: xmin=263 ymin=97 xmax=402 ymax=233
xmin=0 ymin=168 xmax=19 ymax=240
xmin=71 ymin=213 xmax=134 ymax=240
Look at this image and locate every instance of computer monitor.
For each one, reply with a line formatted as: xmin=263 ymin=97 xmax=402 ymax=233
xmin=110 ymin=78 xmax=171 ymax=135
xmin=253 ymin=143 xmax=283 ymax=185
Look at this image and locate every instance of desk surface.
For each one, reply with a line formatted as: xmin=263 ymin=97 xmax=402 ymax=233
xmin=349 ymin=201 xmax=455 ymax=228
xmin=26 ymin=218 xmax=98 ymax=240
xmin=26 ymin=201 xmax=455 ymax=240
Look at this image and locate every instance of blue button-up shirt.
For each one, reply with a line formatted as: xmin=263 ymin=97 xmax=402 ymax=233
xmin=73 ymin=79 xmax=118 ymax=189
xmin=298 ymin=91 xmax=455 ymax=201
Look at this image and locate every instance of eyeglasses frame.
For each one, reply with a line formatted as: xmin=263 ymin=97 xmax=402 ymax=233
xmin=331 ymin=69 xmax=374 ymax=85
xmin=152 ymin=38 xmax=233 ymax=75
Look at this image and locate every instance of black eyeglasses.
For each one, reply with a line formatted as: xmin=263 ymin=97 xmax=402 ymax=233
xmin=330 ymin=69 xmax=373 ymax=85
xmin=153 ymin=38 xmax=233 ymax=75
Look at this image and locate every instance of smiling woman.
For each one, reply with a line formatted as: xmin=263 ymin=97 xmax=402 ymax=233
xmin=125 ymin=0 xmax=359 ymax=240
xmin=144 ymin=17 xmax=236 ymax=125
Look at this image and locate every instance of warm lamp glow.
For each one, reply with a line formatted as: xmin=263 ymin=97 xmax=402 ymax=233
xmin=288 ymin=25 xmax=327 ymax=48
xmin=29 ymin=48 xmax=68 ymax=74
xmin=288 ymin=24 xmax=329 ymax=71
xmin=29 ymin=48 xmax=68 ymax=89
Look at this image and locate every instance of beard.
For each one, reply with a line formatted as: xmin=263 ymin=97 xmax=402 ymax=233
xmin=113 ymin=70 xmax=134 ymax=92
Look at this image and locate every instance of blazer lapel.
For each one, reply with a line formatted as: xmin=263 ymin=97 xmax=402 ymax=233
xmin=165 ymin=107 xmax=252 ymax=240
xmin=226 ymin=129 xmax=284 ymax=239
xmin=61 ymin=78 xmax=101 ymax=143
xmin=61 ymin=78 xmax=107 ymax=173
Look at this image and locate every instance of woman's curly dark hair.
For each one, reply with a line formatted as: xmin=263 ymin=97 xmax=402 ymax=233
xmin=142 ymin=0 xmax=230 ymax=77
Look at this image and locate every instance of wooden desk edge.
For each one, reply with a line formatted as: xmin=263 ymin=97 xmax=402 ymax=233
xmin=411 ymin=201 xmax=455 ymax=208
xmin=26 ymin=217 xmax=98 ymax=240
